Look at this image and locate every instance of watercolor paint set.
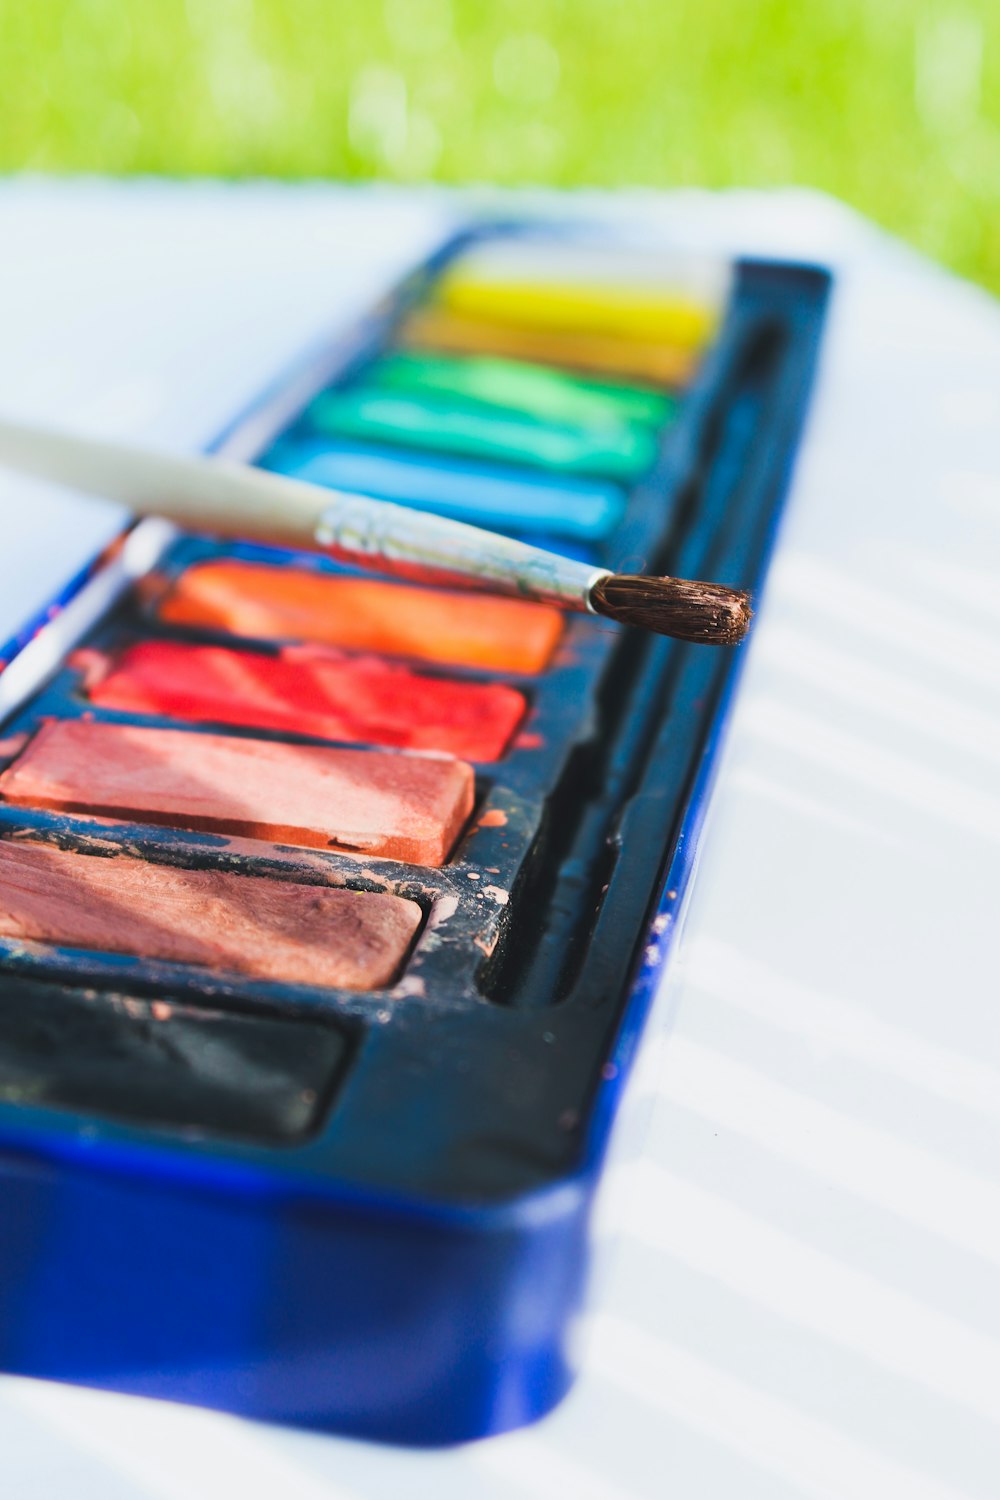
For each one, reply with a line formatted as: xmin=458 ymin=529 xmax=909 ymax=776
xmin=0 ymin=225 xmax=829 ymax=1444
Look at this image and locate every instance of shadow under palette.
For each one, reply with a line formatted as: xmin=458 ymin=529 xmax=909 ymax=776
xmin=0 ymin=225 xmax=829 ymax=1445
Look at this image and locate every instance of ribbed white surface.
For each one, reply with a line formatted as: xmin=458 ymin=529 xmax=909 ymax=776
xmin=1 ymin=181 xmax=998 ymax=1499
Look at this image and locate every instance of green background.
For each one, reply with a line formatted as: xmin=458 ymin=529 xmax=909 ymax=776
xmin=2 ymin=0 xmax=998 ymax=290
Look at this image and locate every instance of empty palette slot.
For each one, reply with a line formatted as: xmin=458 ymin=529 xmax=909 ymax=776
xmin=0 ymin=839 xmax=422 ymax=990
xmin=74 ymin=639 xmax=527 ymax=763
xmin=0 ymin=976 xmax=351 ymax=1142
xmin=156 ymin=561 xmax=564 ymax=674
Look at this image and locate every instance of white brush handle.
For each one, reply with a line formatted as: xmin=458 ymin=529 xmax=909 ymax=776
xmin=0 ymin=417 xmax=609 ymax=610
xmin=0 ymin=417 xmax=330 ymax=546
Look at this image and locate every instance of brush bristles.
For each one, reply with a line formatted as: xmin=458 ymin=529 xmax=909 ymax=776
xmin=589 ymin=573 xmax=752 ymax=645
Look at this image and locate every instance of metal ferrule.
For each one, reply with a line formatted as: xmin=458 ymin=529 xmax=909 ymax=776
xmin=315 ymin=493 xmax=611 ymax=612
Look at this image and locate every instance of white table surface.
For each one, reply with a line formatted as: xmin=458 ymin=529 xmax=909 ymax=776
xmin=0 ymin=180 xmax=998 ymax=1500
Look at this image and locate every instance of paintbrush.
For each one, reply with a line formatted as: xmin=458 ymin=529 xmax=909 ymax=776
xmin=0 ymin=416 xmax=751 ymax=645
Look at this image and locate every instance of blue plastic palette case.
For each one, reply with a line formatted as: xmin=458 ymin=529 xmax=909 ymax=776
xmin=0 ymin=225 xmax=829 ymax=1444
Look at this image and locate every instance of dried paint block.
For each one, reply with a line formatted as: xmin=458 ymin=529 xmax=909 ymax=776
xmin=304 ymin=387 xmax=657 ymax=481
xmin=433 ymin=268 xmax=722 ymax=347
xmin=0 ymin=978 xmax=349 ymax=1141
xmin=78 ymin=639 xmax=525 ymax=762
xmin=157 ymin=561 xmax=563 ymax=674
xmin=0 ymin=841 xmax=421 ymax=990
xmin=0 ymin=720 xmax=474 ymax=866
xmin=401 ymin=309 xmax=698 ymax=387
xmin=265 ymin=438 xmax=625 ymax=542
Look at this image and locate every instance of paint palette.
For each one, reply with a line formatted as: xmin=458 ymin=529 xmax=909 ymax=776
xmin=0 ymin=225 xmax=829 ymax=1444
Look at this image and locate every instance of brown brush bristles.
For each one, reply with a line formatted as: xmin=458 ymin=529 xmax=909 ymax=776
xmin=589 ymin=574 xmax=753 ymax=645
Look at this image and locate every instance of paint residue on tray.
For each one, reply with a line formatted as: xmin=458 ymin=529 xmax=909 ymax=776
xmin=427 ymin=894 xmax=459 ymax=929
xmin=477 ymin=808 xmax=508 ymax=829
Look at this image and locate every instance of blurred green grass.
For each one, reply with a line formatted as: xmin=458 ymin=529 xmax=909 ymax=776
xmin=2 ymin=0 xmax=998 ymax=291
